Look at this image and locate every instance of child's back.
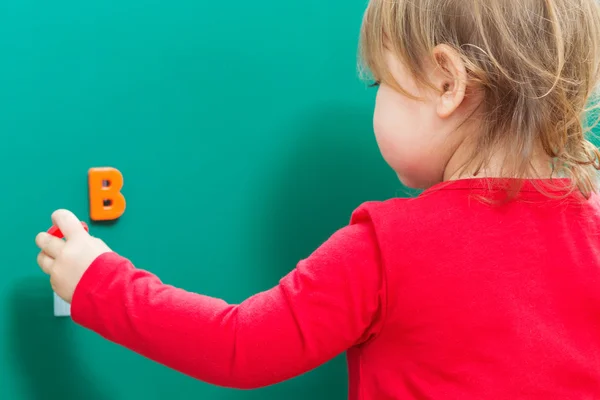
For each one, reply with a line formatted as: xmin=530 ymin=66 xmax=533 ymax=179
xmin=350 ymin=178 xmax=600 ymax=398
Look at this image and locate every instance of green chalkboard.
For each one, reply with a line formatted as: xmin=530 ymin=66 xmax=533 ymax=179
xmin=0 ymin=1 xmax=400 ymax=399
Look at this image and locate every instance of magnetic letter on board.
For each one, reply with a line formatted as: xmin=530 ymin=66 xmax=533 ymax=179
xmin=88 ymin=167 xmax=126 ymax=221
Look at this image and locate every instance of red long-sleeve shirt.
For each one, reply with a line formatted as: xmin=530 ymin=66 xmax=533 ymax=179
xmin=71 ymin=178 xmax=600 ymax=399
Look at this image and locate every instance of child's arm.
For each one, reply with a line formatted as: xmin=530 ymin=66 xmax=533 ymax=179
xmin=69 ymin=217 xmax=384 ymax=389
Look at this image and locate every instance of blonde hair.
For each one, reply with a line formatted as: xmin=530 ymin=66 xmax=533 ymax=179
xmin=359 ymin=0 xmax=600 ymax=198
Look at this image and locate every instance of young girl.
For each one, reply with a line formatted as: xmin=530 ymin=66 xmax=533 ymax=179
xmin=35 ymin=0 xmax=600 ymax=398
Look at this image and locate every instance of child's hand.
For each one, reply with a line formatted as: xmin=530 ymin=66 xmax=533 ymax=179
xmin=35 ymin=209 xmax=112 ymax=303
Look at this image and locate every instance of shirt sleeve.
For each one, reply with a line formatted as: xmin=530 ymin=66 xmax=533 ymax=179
xmin=70 ymin=218 xmax=385 ymax=389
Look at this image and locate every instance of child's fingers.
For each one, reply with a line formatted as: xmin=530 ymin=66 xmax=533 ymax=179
xmin=35 ymin=232 xmax=65 ymax=258
xmin=52 ymin=209 xmax=87 ymax=240
xmin=37 ymin=251 xmax=54 ymax=275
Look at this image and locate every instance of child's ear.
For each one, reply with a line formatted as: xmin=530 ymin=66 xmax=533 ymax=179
xmin=432 ymin=44 xmax=467 ymax=119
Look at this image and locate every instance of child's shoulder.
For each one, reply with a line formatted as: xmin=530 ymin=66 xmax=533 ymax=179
xmin=351 ymin=188 xmax=456 ymax=228
xmin=347 ymin=191 xmax=464 ymax=264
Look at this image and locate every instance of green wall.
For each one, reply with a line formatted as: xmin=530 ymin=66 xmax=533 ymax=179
xmin=0 ymin=1 xmax=399 ymax=398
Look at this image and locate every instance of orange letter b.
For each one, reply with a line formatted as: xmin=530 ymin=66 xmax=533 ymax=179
xmin=88 ymin=167 xmax=126 ymax=221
